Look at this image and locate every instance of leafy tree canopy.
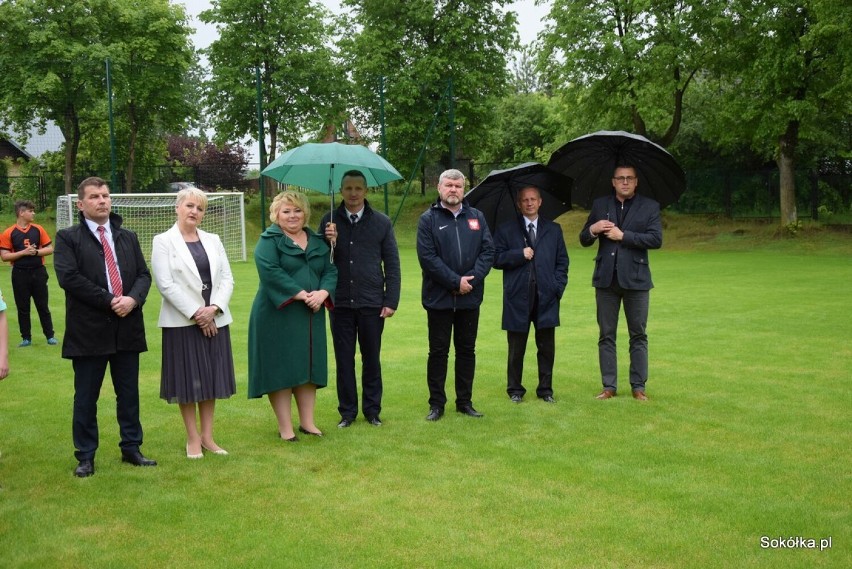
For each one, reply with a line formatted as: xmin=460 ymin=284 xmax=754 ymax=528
xmin=339 ymin=0 xmax=518 ymax=178
xmin=200 ymin=0 xmax=346 ymax=162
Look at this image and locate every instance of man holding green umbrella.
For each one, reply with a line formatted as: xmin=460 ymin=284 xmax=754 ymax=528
xmin=319 ymin=170 xmax=400 ymax=429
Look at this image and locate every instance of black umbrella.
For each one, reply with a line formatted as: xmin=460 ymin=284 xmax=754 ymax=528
xmin=465 ymin=162 xmax=572 ymax=234
xmin=547 ymin=130 xmax=686 ymax=209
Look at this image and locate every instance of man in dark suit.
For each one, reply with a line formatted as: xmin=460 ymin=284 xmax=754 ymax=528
xmin=320 ymin=170 xmax=401 ymax=428
xmin=54 ymin=177 xmax=156 ymax=477
xmin=579 ymin=164 xmax=662 ymax=401
xmin=494 ymin=186 xmax=569 ymax=403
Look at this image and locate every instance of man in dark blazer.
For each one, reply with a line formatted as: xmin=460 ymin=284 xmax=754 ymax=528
xmin=54 ymin=177 xmax=156 ymax=477
xmin=320 ymin=170 xmax=401 ymax=428
xmin=579 ymin=164 xmax=662 ymax=401
xmin=494 ymin=186 xmax=569 ymax=403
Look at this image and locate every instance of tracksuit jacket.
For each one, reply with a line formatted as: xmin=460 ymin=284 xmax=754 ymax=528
xmin=416 ymin=199 xmax=494 ymax=311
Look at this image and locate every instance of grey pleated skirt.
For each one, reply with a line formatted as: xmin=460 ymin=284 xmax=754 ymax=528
xmin=160 ymin=325 xmax=237 ymax=404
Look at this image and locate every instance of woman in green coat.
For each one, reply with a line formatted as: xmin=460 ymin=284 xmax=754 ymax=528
xmin=248 ymin=191 xmax=337 ymax=441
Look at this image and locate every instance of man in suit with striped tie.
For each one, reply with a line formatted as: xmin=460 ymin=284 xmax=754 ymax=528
xmin=54 ymin=177 xmax=156 ymax=477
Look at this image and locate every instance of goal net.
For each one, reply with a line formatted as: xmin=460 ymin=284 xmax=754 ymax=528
xmin=56 ymin=192 xmax=246 ymax=261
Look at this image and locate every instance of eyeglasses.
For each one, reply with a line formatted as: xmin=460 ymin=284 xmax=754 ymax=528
xmin=613 ymin=176 xmax=637 ymax=183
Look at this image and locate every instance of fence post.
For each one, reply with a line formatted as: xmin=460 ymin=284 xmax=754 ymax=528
xmin=106 ymin=58 xmax=118 ymax=191
xmin=810 ymin=169 xmax=819 ymax=220
xmin=256 ymin=66 xmax=267 ymax=231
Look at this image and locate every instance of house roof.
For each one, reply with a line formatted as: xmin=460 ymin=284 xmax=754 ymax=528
xmin=0 ymin=121 xmax=64 ymax=160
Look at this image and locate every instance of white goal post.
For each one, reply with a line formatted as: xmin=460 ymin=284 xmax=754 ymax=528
xmin=56 ymin=192 xmax=246 ymax=262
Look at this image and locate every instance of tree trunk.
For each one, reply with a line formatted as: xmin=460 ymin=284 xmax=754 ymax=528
xmin=776 ymin=120 xmax=799 ymax=225
xmin=61 ymin=110 xmax=80 ymax=195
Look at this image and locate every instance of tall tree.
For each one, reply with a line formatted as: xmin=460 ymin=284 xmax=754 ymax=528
xmin=338 ymin=0 xmax=518 ymax=177
xmin=0 ymin=0 xmax=110 ymax=194
xmin=200 ymin=0 xmax=344 ymax=162
xmin=103 ymin=0 xmax=196 ymax=192
xmin=539 ymin=0 xmax=724 ymax=147
xmin=706 ymin=0 xmax=852 ymax=225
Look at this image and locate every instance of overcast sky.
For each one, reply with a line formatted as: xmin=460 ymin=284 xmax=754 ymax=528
xmin=179 ymin=0 xmax=551 ymax=50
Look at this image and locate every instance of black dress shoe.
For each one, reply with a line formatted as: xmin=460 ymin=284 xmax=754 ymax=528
xmin=510 ymin=394 xmax=522 ymax=403
xmin=425 ymin=407 xmax=444 ymax=421
xmin=121 ymin=451 xmax=157 ymax=467
xmin=74 ymin=459 xmax=94 ymax=478
xmin=457 ymin=405 xmax=483 ymax=418
xmin=541 ymin=395 xmax=556 ymax=403
xmin=337 ymin=418 xmax=355 ymax=429
xmin=365 ymin=416 xmax=383 ymax=426
xmin=298 ymin=426 xmax=323 ymax=437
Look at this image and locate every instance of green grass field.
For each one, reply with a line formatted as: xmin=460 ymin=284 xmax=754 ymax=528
xmin=0 ymin=204 xmax=849 ymax=568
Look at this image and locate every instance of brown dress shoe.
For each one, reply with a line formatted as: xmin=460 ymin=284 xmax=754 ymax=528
xmin=595 ymin=390 xmax=616 ymax=400
xmin=632 ymin=390 xmax=648 ymax=401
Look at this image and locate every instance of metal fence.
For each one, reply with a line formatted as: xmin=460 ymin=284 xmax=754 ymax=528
xmin=2 ymin=164 xmax=850 ymax=222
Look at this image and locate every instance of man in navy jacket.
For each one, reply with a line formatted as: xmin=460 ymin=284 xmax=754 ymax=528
xmin=494 ymin=186 xmax=569 ymax=403
xmin=579 ymin=164 xmax=662 ymax=401
xmin=416 ymin=169 xmax=493 ymax=421
xmin=320 ymin=170 xmax=401 ymax=428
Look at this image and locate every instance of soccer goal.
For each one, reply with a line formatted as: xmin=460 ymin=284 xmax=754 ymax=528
xmin=56 ymin=193 xmax=246 ymax=261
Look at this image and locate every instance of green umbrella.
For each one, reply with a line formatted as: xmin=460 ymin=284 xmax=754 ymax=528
xmin=261 ymin=141 xmax=403 ymax=217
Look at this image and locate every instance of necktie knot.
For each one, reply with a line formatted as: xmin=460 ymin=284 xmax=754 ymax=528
xmin=350 ymin=214 xmax=358 ymax=225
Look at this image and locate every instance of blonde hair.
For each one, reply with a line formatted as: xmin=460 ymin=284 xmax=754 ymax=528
xmin=175 ymin=187 xmax=208 ymax=211
xmin=269 ymin=191 xmax=311 ymax=227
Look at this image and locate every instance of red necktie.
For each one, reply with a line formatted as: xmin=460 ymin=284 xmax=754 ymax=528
xmin=98 ymin=225 xmax=123 ymax=296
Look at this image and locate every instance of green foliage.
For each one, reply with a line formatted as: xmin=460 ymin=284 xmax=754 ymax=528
xmin=0 ymin=0 xmax=112 ymax=193
xmin=474 ymin=92 xmax=561 ymax=164
xmin=339 ymin=0 xmax=518 ymax=176
xmin=0 ymin=0 xmax=199 ymax=194
xmin=200 ymin=0 xmax=345 ymax=161
xmin=539 ymin=0 xmax=725 ymax=147
xmin=694 ymin=0 xmax=852 ymax=224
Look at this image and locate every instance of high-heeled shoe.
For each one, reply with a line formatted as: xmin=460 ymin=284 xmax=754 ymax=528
xmin=298 ymin=426 xmax=323 ymax=437
xmin=281 ymin=434 xmax=298 ymax=442
xmin=186 ymin=444 xmax=203 ymax=459
xmin=201 ymin=443 xmax=229 ymax=456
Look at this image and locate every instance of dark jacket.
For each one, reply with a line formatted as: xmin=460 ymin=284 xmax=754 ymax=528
xmin=494 ymin=216 xmax=569 ymax=331
xmin=416 ymin=199 xmax=494 ymax=310
xmin=318 ymin=199 xmax=401 ymax=310
xmin=54 ymin=212 xmax=151 ymax=358
xmin=579 ymin=193 xmax=662 ymax=290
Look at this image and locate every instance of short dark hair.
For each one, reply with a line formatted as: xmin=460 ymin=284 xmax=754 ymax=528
xmin=14 ymin=200 xmax=36 ymax=215
xmin=77 ymin=176 xmax=109 ymax=199
xmin=613 ymin=163 xmax=637 ymax=176
xmin=341 ymin=170 xmax=367 ymax=186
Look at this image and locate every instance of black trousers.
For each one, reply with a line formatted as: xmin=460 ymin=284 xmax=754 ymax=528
xmin=507 ymin=326 xmax=555 ymax=398
xmin=596 ymin=282 xmax=650 ymax=392
xmin=426 ymin=308 xmax=480 ymax=410
xmin=72 ymin=352 xmax=144 ymax=461
xmin=11 ymin=265 xmax=54 ymax=340
xmin=329 ymin=306 xmax=385 ymax=420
